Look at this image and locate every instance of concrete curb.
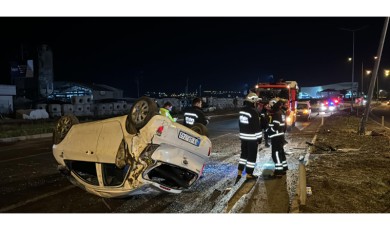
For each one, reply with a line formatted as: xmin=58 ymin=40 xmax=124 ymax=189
xmin=290 ymin=116 xmax=324 ymax=213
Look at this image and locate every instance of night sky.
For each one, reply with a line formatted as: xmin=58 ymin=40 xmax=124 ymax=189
xmin=1 ymin=17 xmax=389 ymax=97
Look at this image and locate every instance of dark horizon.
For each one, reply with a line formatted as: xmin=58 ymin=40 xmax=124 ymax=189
xmin=1 ymin=17 xmax=389 ymax=97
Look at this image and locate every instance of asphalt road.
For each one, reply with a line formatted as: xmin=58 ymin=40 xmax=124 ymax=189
xmin=0 ymin=115 xmax=242 ymax=213
xmin=370 ymin=103 xmax=390 ymax=128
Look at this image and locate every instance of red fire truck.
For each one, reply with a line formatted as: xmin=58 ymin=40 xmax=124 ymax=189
xmin=254 ymin=81 xmax=299 ymax=131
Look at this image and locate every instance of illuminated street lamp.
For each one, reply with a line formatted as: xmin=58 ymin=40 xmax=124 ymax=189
xmin=378 ymin=69 xmax=390 ymax=100
xmin=364 ymin=69 xmax=385 ymax=100
xmin=374 ymin=69 xmax=390 ymax=100
xmin=360 ymin=57 xmax=377 ymax=95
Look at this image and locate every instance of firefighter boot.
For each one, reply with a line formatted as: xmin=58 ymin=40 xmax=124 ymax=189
xmin=234 ymin=170 xmax=242 ymax=185
xmin=246 ymin=174 xmax=258 ymax=181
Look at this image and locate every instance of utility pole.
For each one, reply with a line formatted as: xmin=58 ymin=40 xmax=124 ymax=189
xmin=360 ymin=17 xmax=389 ymax=135
xmin=376 ymin=74 xmax=379 ymax=100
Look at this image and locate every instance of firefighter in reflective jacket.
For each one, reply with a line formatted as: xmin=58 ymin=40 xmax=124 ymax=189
xmin=183 ymin=97 xmax=209 ymax=127
xmin=268 ymin=100 xmax=288 ymax=176
xmin=236 ymin=92 xmax=262 ymax=183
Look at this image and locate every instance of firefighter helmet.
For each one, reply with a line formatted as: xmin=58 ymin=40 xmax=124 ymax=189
xmin=269 ymin=99 xmax=277 ymax=106
xmin=245 ymin=92 xmax=261 ymax=103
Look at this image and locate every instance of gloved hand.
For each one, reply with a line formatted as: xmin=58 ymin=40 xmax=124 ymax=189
xmin=257 ymin=138 xmax=262 ymax=144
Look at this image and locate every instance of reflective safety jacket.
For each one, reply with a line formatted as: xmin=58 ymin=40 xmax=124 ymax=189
xmin=239 ymin=104 xmax=262 ymax=141
xmin=267 ymin=109 xmax=285 ymax=139
xmin=159 ymin=107 xmax=175 ymax=122
xmin=183 ymin=106 xmax=209 ymax=127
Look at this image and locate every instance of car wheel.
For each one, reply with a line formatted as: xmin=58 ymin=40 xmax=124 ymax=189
xmin=190 ymin=123 xmax=209 ymax=136
xmin=53 ymin=114 xmax=79 ymax=145
xmin=126 ymin=96 xmax=158 ymax=132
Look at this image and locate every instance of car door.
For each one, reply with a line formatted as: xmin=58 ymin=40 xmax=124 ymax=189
xmin=59 ymin=121 xmax=103 ymax=162
xmin=95 ymin=120 xmax=124 ymax=164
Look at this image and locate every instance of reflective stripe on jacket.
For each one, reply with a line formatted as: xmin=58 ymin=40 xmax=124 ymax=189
xmin=239 ymin=104 xmax=262 ymax=141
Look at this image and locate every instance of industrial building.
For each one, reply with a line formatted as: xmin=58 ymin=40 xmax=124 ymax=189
xmin=0 ymin=44 xmax=131 ymax=118
xmin=299 ymin=82 xmax=359 ymax=99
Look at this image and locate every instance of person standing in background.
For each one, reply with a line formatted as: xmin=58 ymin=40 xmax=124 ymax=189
xmin=159 ymin=101 xmax=177 ymax=122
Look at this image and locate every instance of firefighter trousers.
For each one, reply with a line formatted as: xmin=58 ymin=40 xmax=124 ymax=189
xmin=238 ymin=140 xmax=258 ymax=175
xmin=270 ymin=136 xmax=288 ymax=174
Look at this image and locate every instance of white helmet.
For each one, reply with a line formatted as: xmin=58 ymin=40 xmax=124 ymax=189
xmin=245 ymin=92 xmax=260 ymax=102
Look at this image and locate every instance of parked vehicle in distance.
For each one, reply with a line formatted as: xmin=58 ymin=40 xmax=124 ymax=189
xmin=52 ymin=96 xmax=211 ymax=198
xmin=320 ymin=97 xmax=341 ymax=112
xmin=296 ymin=101 xmax=311 ymax=121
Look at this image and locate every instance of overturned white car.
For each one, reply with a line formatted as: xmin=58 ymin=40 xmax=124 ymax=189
xmin=52 ymin=97 xmax=211 ymax=198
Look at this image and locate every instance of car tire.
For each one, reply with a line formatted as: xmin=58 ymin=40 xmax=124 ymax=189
xmin=190 ymin=123 xmax=209 ymax=136
xmin=126 ymin=96 xmax=158 ymax=133
xmin=53 ymin=114 xmax=79 ymax=145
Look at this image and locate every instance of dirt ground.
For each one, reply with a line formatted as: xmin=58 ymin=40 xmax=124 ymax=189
xmin=300 ymin=111 xmax=390 ymax=213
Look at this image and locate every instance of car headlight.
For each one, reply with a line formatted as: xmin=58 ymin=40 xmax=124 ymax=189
xmin=303 ymin=109 xmax=308 ymax=114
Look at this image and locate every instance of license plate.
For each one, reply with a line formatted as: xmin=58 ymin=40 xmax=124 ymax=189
xmin=178 ymin=131 xmax=201 ymax=146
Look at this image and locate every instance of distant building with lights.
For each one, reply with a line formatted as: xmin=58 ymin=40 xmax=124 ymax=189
xmin=145 ymin=90 xmax=243 ymax=99
xmin=300 ymin=82 xmax=358 ymax=99
xmin=49 ymin=82 xmax=125 ymax=103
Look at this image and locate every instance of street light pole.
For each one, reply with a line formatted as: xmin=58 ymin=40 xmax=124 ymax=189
xmin=361 ymin=62 xmax=364 ymax=95
xmin=340 ymin=26 xmax=367 ymax=112
xmin=351 ymin=31 xmax=355 ymax=112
